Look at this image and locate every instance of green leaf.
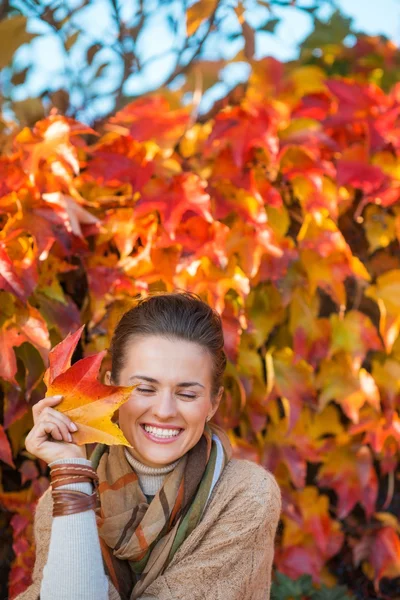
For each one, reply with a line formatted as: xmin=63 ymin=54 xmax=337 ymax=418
xmin=272 ymin=571 xmax=314 ymax=599
xmin=301 ymin=10 xmax=353 ymax=50
xmin=312 ymin=585 xmax=355 ymax=600
xmin=0 ymin=15 xmax=38 ymax=69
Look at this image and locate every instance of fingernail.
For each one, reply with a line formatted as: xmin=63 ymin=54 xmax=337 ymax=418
xmin=69 ymin=423 xmax=78 ymax=432
xmin=54 ymin=395 xmax=63 ymax=399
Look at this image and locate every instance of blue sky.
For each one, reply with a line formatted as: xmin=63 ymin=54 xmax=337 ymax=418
xmin=12 ymin=0 xmax=400 ymax=120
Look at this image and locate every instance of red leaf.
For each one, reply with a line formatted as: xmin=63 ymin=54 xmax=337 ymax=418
xmin=0 ymin=246 xmax=27 ymax=302
xmin=0 ymin=425 xmax=15 ymax=468
xmin=43 ymin=324 xmax=84 ymax=387
xmin=336 ymin=160 xmax=387 ymax=194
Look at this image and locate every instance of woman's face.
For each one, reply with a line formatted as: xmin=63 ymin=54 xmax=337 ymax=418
xmin=106 ymin=335 xmax=223 ymax=468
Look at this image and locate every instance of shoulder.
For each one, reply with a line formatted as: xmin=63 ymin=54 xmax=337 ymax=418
xmin=208 ymin=458 xmax=281 ymax=524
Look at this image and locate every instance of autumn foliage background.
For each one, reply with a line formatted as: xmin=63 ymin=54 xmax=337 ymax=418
xmin=1 ymin=1 xmax=400 ymax=599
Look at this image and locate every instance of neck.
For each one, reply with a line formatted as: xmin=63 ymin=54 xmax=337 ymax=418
xmin=123 ymin=447 xmax=180 ymax=496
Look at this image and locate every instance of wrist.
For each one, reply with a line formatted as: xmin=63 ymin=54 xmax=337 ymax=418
xmin=50 ymin=462 xmax=100 ymax=517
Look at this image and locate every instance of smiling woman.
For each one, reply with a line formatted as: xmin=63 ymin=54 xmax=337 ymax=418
xmin=17 ymin=291 xmax=281 ymax=600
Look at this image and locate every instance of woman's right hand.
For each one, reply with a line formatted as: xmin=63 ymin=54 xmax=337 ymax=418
xmin=25 ymin=395 xmax=87 ymax=464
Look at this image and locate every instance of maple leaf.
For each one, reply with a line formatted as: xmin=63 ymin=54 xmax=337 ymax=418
xmin=329 ymin=311 xmax=382 ymax=361
xmin=317 ymin=354 xmax=380 ymax=423
xmin=205 ymin=103 xmax=279 ymax=168
xmin=83 ymin=134 xmax=154 ymax=189
xmin=15 ymin=115 xmax=96 ymax=183
xmin=44 ymin=326 xmax=137 ymax=446
xmin=269 ymin=347 xmax=316 ymax=430
xmin=336 ymin=160 xmax=387 ymax=195
xmin=135 ymin=172 xmax=213 ymax=240
xmin=108 ymin=95 xmax=190 ymax=148
xmin=353 ymin=526 xmax=400 ymax=589
xmin=42 ymin=191 xmax=100 ymax=238
xmin=276 ymin=486 xmax=344 ymax=582
xmin=0 ymin=303 xmax=50 ymax=386
xmin=318 ymin=445 xmax=378 ymax=518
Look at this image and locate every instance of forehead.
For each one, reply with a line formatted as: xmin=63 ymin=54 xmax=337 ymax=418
xmin=121 ymin=335 xmax=212 ymax=382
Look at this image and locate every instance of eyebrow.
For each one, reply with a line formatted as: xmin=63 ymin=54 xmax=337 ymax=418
xmin=128 ymin=375 xmax=205 ymax=388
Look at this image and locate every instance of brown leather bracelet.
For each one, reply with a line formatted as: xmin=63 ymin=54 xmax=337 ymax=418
xmin=50 ymin=464 xmax=99 ymax=489
xmin=52 ymin=489 xmax=99 ymax=517
xmin=50 ymin=463 xmax=100 ymax=517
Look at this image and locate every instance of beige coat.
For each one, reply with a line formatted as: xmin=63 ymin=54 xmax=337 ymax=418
xmin=15 ymin=459 xmax=281 ymax=600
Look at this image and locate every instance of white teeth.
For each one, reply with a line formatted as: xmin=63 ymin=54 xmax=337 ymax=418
xmin=143 ymin=425 xmax=181 ymax=438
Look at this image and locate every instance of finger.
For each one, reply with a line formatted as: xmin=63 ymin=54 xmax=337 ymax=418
xmin=32 ymin=396 xmax=64 ymax=423
xmin=40 ymin=412 xmax=73 ymax=442
xmin=28 ymin=421 xmax=66 ymax=453
xmin=38 ymin=406 xmax=77 ymax=434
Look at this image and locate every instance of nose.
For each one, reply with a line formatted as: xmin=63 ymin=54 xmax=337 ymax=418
xmin=152 ymin=389 xmax=178 ymax=421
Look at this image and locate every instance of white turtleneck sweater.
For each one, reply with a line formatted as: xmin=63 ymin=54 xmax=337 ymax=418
xmin=40 ymin=450 xmax=179 ymax=600
xmin=123 ymin=447 xmax=180 ymax=498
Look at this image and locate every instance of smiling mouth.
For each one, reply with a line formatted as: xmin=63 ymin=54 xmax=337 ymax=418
xmin=140 ymin=424 xmax=184 ymax=440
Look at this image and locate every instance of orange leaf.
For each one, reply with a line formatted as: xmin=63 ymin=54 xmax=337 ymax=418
xmin=44 ymin=328 xmax=136 ymax=446
xmin=186 ymin=0 xmax=217 ymax=37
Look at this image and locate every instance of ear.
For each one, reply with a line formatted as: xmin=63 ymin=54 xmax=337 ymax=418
xmin=105 ymin=370 xmax=112 ymax=385
xmin=208 ymin=385 xmax=224 ymax=420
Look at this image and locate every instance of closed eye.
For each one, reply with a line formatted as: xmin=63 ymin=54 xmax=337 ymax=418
xmin=137 ymin=388 xmax=196 ymax=399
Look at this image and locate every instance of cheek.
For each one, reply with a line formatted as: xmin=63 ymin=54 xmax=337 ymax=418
xmin=180 ymin=400 xmax=210 ymax=428
xmin=119 ymin=396 xmax=143 ymax=423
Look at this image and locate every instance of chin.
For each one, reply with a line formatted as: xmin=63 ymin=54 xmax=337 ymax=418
xmin=142 ymin=447 xmax=183 ymax=466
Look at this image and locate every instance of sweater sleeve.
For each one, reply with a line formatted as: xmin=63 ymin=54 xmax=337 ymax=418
xmin=143 ymin=464 xmax=282 ymax=600
xmin=38 ymin=457 xmax=109 ymax=600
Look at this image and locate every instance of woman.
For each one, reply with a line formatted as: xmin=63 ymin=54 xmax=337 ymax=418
xmin=18 ymin=291 xmax=281 ymax=600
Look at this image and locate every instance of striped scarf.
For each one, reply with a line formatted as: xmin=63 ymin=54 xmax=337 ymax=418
xmin=90 ymin=423 xmax=232 ymax=600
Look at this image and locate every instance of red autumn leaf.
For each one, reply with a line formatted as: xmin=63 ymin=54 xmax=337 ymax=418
xmin=19 ymin=460 xmax=39 ymax=485
xmin=108 ymin=96 xmax=190 ymax=147
xmin=276 ymin=487 xmax=344 ymax=582
xmin=318 ymin=445 xmax=378 ymax=518
xmin=0 ymin=245 xmax=28 ymax=302
xmin=43 ymin=324 xmax=84 ymax=388
xmin=83 ymin=135 xmax=154 ymax=188
xmin=205 ymin=103 xmax=279 ymax=168
xmin=44 ymin=326 xmax=137 ymax=445
xmin=135 ymin=172 xmax=213 ymax=239
xmin=0 ymin=424 xmax=15 ymax=468
xmin=336 ymin=160 xmax=387 ymax=194
xmin=354 ymin=526 xmax=400 ymax=588
xmin=326 ymin=78 xmax=386 ymax=111
xmin=3 ymin=386 xmax=29 ymax=429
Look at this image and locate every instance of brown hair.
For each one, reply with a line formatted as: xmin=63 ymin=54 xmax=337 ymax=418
xmin=109 ymin=291 xmax=227 ymax=399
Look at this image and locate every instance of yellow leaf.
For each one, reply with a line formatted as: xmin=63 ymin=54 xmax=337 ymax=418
xmin=287 ymin=65 xmax=327 ymax=98
xmin=364 ymin=205 xmax=396 ymax=253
